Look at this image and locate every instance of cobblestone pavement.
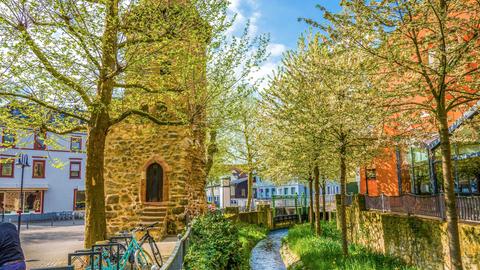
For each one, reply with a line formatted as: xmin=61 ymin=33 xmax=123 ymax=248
xmin=19 ymin=221 xmax=177 ymax=269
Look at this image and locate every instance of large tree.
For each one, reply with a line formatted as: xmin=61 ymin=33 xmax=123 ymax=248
xmin=306 ymin=1 xmax=480 ymax=267
xmin=264 ymin=34 xmax=383 ymax=254
xmin=204 ymin=19 xmax=269 ymax=181
xmin=225 ymin=95 xmax=262 ymax=211
xmin=0 ymin=0 xmax=218 ymax=247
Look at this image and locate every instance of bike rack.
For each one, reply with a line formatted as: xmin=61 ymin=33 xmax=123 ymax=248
xmin=68 ymin=250 xmax=102 ymax=270
xmin=92 ymin=242 xmax=122 ymax=270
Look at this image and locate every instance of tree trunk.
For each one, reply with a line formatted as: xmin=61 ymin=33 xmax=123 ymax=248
xmin=246 ymin=171 xmax=254 ymax=211
xmin=84 ymin=119 xmax=109 ymax=248
xmin=84 ymin=0 xmax=117 ymax=248
xmin=308 ymin=175 xmax=314 ymax=231
xmin=313 ymin=165 xmax=321 ymax=236
xmin=205 ymin=129 xmax=218 ymax=178
xmin=321 ymin=176 xmax=327 ymax=221
xmin=438 ymin=111 xmax=463 ymax=270
xmin=339 ymin=143 xmax=348 ymax=256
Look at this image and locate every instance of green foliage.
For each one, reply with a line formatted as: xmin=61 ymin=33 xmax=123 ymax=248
xmin=285 ymin=223 xmax=416 ymax=270
xmin=184 ymin=212 xmax=267 ymax=270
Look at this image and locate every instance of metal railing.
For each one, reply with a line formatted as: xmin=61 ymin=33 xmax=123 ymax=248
xmin=365 ymin=194 xmax=480 ymax=222
xmin=160 ymin=226 xmax=191 ymax=270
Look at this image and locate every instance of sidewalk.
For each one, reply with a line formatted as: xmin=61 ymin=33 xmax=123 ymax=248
xmin=19 ymin=222 xmax=178 ymax=269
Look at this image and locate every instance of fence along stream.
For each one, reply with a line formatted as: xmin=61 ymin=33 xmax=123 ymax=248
xmin=361 ymin=194 xmax=480 ymax=222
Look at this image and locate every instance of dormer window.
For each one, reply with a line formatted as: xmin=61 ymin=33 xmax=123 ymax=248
xmin=71 ymin=137 xmax=82 ymax=152
xmin=2 ymin=131 xmax=15 ymax=147
xmin=34 ymin=131 xmax=47 ymax=150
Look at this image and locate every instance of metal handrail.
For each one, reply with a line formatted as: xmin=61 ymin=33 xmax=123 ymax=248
xmin=160 ymin=226 xmax=192 ymax=270
xmin=364 ymin=194 xmax=480 ymax=222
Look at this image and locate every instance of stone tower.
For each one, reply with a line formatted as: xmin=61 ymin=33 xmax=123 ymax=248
xmin=103 ymin=0 xmax=209 ymax=238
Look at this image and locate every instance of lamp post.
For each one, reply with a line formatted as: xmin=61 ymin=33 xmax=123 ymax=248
xmin=16 ymin=154 xmax=30 ymax=235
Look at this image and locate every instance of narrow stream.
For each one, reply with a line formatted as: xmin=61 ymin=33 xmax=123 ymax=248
xmin=250 ymin=229 xmax=288 ymax=270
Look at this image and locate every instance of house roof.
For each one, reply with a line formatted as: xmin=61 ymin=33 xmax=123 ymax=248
xmin=427 ymin=100 xmax=480 ymax=150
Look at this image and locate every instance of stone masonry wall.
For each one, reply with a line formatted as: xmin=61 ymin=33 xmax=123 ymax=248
xmin=340 ymin=195 xmax=480 ymax=270
xmin=103 ymin=122 xmax=193 ymax=237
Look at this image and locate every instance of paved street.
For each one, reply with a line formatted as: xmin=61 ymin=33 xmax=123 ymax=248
xmin=19 ymin=221 xmax=177 ymax=269
xmin=21 ymin=221 xmax=85 ymax=269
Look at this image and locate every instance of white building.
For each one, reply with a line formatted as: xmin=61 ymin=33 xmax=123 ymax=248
xmin=0 ymin=128 xmax=86 ymax=215
xmin=205 ymin=172 xmax=341 ymax=209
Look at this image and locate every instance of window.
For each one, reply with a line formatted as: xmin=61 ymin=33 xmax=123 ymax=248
xmin=265 ymin=189 xmax=269 ymax=197
xmin=272 ymin=188 xmax=275 ymax=195
xmin=327 ymin=186 xmax=331 ymax=194
xmin=0 ymin=159 xmax=14 ymax=177
xmin=34 ymin=131 xmax=47 ymax=150
xmin=284 ymin=187 xmax=288 ymax=195
xmin=70 ymin=137 xmax=82 ymax=152
xmin=32 ymin=160 xmax=46 ymax=178
xmin=336 ymin=186 xmax=339 ymax=194
xmin=70 ymin=161 xmax=81 ymax=179
xmin=74 ymin=189 xmax=85 ymax=210
xmin=241 ymin=189 xmax=246 ymax=197
xmin=2 ymin=131 xmax=15 ymax=147
xmin=291 ymin=187 xmax=295 ymax=195
xmin=366 ymin=169 xmax=376 ymax=180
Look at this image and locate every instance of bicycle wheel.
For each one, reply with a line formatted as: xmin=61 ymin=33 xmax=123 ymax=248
xmin=134 ymin=249 xmax=156 ymax=270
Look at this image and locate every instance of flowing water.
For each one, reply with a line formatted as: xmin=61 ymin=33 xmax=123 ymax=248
xmin=250 ymin=229 xmax=288 ymax=270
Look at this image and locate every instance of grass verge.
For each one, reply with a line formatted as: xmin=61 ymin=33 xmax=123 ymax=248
xmin=284 ymin=222 xmax=416 ymax=270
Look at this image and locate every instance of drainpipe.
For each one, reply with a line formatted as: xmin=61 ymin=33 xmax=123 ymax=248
xmin=395 ymin=146 xmax=403 ymax=196
xmin=428 ymin=148 xmax=438 ymax=194
xmin=410 ymin=148 xmax=416 ymax=194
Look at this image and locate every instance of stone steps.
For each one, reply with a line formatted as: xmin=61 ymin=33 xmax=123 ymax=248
xmin=139 ymin=205 xmax=168 ymax=228
xmin=139 ymin=216 xmax=166 ymax=224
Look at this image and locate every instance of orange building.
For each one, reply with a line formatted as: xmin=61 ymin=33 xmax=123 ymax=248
xmin=360 ymin=102 xmax=480 ymax=197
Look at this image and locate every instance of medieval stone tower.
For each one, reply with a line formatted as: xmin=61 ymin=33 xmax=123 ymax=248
xmin=103 ymin=0 xmax=208 ymax=238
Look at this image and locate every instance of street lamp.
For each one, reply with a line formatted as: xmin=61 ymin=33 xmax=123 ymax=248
xmin=16 ymin=154 xmax=30 ymax=235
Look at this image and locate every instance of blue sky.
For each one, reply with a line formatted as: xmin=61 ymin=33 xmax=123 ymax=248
xmin=228 ymin=0 xmax=341 ymax=86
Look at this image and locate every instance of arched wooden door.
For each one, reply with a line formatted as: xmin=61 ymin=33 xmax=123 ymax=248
xmin=146 ymin=163 xmax=163 ymax=202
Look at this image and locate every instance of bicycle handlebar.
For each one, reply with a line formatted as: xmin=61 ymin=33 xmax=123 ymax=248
xmin=135 ymin=222 xmax=159 ymax=231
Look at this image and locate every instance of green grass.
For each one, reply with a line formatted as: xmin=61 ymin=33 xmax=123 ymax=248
xmin=284 ymin=222 xmax=417 ymax=270
xmin=236 ymin=222 xmax=269 ymax=270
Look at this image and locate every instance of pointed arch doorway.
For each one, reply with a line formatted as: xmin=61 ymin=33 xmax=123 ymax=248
xmin=141 ymin=156 xmax=170 ymax=205
xmin=146 ymin=163 xmax=163 ymax=202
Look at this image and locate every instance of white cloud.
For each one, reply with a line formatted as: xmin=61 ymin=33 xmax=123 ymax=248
xmin=226 ymin=1 xmax=287 ymax=90
xmin=227 ymin=0 xmax=260 ymax=36
xmin=267 ymin=43 xmax=287 ymax=57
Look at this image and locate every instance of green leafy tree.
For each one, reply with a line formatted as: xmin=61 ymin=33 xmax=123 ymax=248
xmin=305 ymin=1 xmax=480 ymax=267
xmin=0 ymin=0 xmax=218 ymax=247
xmin=263 ymin=34 xmax=383 ymax=255
xmin=225 ymin=95 xmax=262 ymax=211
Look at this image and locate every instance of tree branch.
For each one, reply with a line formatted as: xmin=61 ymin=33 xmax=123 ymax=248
xmin=113 ymin=83 xmax=183 ymax=93
xmin=110 ymin=109 xmax=185 ymax=126
xmin=0 ymin=91 xmax=90 ymax=122
xmin=17 ymin=24 xmax=92 ymax=106
xmin=41 ymin=124 xmax=87 ymax=135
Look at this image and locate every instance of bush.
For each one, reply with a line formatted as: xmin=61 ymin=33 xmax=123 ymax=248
xmin=285 ymin=222 xmax=417 ymax=270
xmin=184 ymin=212 xmax=268 ymax=270
xmin=184 ymin=212 xmax=243 ymax=270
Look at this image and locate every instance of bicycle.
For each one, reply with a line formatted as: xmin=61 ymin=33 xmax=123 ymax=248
xmin=70 ymin=222 xmax=163 ymax=270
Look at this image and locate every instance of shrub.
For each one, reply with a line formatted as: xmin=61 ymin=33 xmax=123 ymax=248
xmin=184 ymin=212 xmax=242 ymax=270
